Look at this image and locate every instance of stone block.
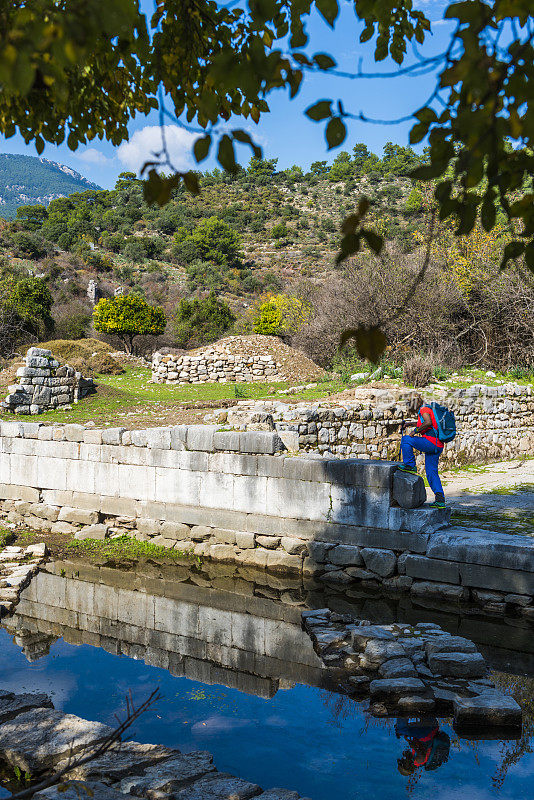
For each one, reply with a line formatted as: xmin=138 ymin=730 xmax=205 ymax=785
xmin=403 ymin=555 xmax=460 ymax=584
xmin=307 ymin=541 xmax=335 ymax=563
xmin=64 ymin=424 xmax=85 ymax=442
xmin=233 ymin=474 xmax=267 ymax=515
xmin=235 ymin=531 xmax=255 ymax=549
xmin=209 ymin=452 xmax=258 ymax=477
xmin=280 ymin=537 xmax=307 ymax=555
xmin=20 ymin=423 xmax=42 ymax=439
xmin=83 ymin=429 xmax=103 ymax=445
xmin=198 ymin=470 xmax=235 ymax=510
xmin=453 ymin=690 xmax=521 ymax=730
xmin=51 ymin=521 xmax=77 ymax=535
xmin=393 ymin=470 xmax=426 ymax=509
xmin=255 ymin=535 xmax=280 ymax=549
xmin=427 ymin=528 xmax=534 ymax=573
xmin=240 ymin=431 xmax=285 ymax=455
xmin=75 ymin=524 xmax=109 ymax=540
xmin=186 ymin=425 xmax=217 ymax=452
xmin=160 ymin=521 xmax=191 ymax=540
xmin=213 ymin=430 xmax=242 ymax=451
xmin=101 ymin=428 xmax=125 ymax=445
xmin=267 ymin=477 xmax=331 ymax=522
xmin=118 ymin=464 xmax=156 ymax=501
xmin=282 ymin=458 xmax=326 ymax=483
xmin=170 ymin=425 xmax=188 ymax=450
xmin=378 ymin=658 xmax=417 ymax=679
xmin=459 ymin=562 xmax=534 ymax=595
xmin=135 ymin=518 xmax=161 ymax=536
xmin=428 ymin=651 xmax=486 ymax=678
xmin=145 ymin=427 xmax=171 ymax=449
xmin=130 ymin=430 xmax=148 ymax=447
xmin=330 ymin=484 xmax=390 ymax=528
xmin=389 ymin=506 xmax=451 ymax=534
xmin=411 ymin=581 xmax=469 ymax=603
xmin=327 ymin=544 xmax=363 ymax=566
xmin=370 ymin=678 xmax=426 ymax=701
xmin=361 ymin=547 xmax=397 ymax=577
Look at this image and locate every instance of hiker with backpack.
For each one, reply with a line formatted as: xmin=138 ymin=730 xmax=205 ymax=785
xmin=398 ymin=396 xmax=456 ymax=509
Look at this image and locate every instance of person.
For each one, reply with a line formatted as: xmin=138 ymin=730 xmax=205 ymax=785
xmin=399 ymin=395 xmax=446 ymax=508
xmin=395 ymin=717 xmax=450 ymax=775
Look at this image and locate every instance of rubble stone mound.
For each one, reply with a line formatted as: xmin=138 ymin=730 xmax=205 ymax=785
xmin=152 ymin=335 xmax=326 ymax=385
xmin=2 ymin=347 xmax=95 ymax=415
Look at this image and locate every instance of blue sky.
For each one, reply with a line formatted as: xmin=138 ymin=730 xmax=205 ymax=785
xmin=0 ymin=1 xmax=453 ymax=189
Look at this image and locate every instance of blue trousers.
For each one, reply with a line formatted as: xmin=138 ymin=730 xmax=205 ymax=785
xmin=401 ymin=435 xmax=444 ymax=497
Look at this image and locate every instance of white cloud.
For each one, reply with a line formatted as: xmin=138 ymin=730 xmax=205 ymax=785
xmin=76 ymin=148 xmax=113 ymax=166
xmin=117 ymin=125 xmax=196 ymax=173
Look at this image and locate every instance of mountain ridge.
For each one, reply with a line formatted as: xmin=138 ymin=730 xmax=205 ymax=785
xmin=0 ymin=153 xmax=100 ymax=218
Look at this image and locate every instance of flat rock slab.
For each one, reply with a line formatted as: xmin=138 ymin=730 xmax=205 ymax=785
xmin=0 ymin=690 xmax=53 ymax=723
xmin=257 ymin=792 xmax=304 ymax=800
xmin=429 ymin=652 xmax=486 ymax=679
xmin=370 ymin=678 xmax=426 ymax=701
xmin=378 ymin=658 xmax=417 ymax=679
xmin=173 ymin=773 xmax=262 ymax=800
xmin=453 ymin=691 xmax=522 ymax=731
xmin=56 ymin=742 xmax=179 ymax=782
xmin=427 ymin=528 xmax=534 ymax=572
xmin=34 ymin=781 xmax=132 ymax=800
xmin=350 ymin=626 xmax=395 ymax=648
xmin=424 ymin=635 xmax=478 ymax=656
xmin=121 ymin=752 xmax=216 ymax=796
xmin=0 ymin=708 xmax=113 ymax=771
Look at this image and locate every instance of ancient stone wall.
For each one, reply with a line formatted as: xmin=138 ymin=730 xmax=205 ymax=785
xmin=0 ymin=421 xmax=534 ymax=615
xmin=2 ymin=347 xmax=95 ymax=415
xmin=152 ymin=348 xmax=285 ymax=384
xmin=213 ymin=383 xmax=534 ymax=464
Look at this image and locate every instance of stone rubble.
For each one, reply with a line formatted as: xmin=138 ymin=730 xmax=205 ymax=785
xmin=0 ymin=541 xmax=48 ymax=618
xmin=302 ymin=608 xmax=522 ymax=732
xmin=2 ymin=347 xmax=95 ymax=415
xmin=152 ymin=348 xmax=286 ymax=385
xmin=0 ymin=691 xmax=309 ymax=800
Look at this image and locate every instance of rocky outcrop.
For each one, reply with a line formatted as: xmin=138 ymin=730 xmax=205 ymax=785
xmin=2 ymin=347 xmax=95 ymax=415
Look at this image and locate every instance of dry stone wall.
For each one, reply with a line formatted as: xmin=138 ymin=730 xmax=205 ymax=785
xmin=0 ymin=421 xmax=533 ymax=616
xmin=2 ymin=347 xmax=95 ymax=415
xmin=210 ymin=382 xmax=534 ymax=465
xmin=152 ymin=348 xmax=286 ymax=384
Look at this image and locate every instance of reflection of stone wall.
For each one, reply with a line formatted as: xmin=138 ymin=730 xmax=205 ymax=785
xmin=11 ymin=562 xmax=323 ymax=698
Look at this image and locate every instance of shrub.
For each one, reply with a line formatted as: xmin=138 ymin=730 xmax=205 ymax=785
xmin=173 ymin=291 xmax=235 ymax=348
xmin=11 ymin=231 xmax=51 ymax=260
xmin=271 ymin=222 xmax=288 ymax=239
xmin=247 ymin=293 xmax=313 ymax=336
xmin=403 ymin=355 xmax=433 ymax=387
xmin=53 ymin=304 xmax=92 ymax=339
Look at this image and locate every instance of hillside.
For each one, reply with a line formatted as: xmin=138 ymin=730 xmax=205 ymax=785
xmin=0 ymin=142 xmax=532 ymax=373
xmin=0 ymin=154 xmax=100 ymax=217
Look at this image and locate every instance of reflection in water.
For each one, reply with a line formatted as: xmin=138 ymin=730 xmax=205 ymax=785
xmin=1 ymin=558 xmax=534 ymax=798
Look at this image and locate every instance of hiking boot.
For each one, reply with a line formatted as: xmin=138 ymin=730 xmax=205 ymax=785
xmin=429 ymin=493 xmax=446 ymax=509
xmin=397 ymin=464 xmax=418 ymax=475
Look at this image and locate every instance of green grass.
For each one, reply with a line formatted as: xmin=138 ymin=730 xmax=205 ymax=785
xmin=65 ymin=534 xmax=199 ymax=562
xmin=6 ymin=366 xmax=349 ymax=427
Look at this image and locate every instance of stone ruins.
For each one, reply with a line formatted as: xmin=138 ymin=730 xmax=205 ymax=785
xmin=2 ymin=347 xmax=95 ymax=415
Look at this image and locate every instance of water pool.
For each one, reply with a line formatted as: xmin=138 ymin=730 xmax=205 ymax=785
xmin=1 ymin=626 xmax=533 ymax=800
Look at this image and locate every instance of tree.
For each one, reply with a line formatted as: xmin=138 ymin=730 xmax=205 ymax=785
xmin=93 ymin=294 xmax=166 ymax=354
xmin=310 ymin=161 xmax=328 ymax=177
xmin=173 ymin=291 xmax=235 ymax=348
xmin=182 ymin=217 xmax=241 ymax=266
xmin=0 ymin=275 xmax=54 ymax=339
xmin=15 ymin=205 xmax=48 ymax=230
xmin=248 ymin=293 xmax=313 ymax=336
xmin=328 ymin=151 xmax=353 ymax=182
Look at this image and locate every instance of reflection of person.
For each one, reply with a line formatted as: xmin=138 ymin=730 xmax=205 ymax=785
xmin=395 ymin=717 xmax=450 ymax=774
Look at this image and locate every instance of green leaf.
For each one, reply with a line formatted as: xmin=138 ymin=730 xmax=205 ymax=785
xmin=305 ymin=100 xmax=332 ymax=121
xmin=232 ymin=129 xmax=262 ymax=158
xmin=183 ymin=171 xmax=200 ymax=195
xmin=316 ymin=0 xmax=339 ymax=27
xmin=193 ymin=135 xmax=211 ymax=163
xmin=360 ymin=24 xmax=374 ymax=43
xmin=409 ymin=122 xmax=429 ymax=145
xmin=339 ymin=326 xmax=388 ymax=363
xmin=67 ymin=132 xmax=78 ymax=151
xmin=143 ymin=169 xmax=181 ymax=206
xmin=325 ymin=116 xmax=346 ymax=149
xmin=313 ymin=53 xmax=336 ymax=70
xmin=480 ymin=194 xmax=496 ymax=232
xmin=362 ymin=229 xmax=384 ymax=254
xmin=35 ymin=135 xmax=45 ymax=155
xmin=217 ymin=134 xmax=238 ymax=173
xmin=500 ymin=240 xmax=524 ymax=269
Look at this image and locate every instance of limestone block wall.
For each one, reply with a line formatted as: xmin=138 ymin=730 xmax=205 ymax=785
xmin=2 ymin=347 xmax=95 ymax=415
xmin=152 ymin=349 xmax=286 ymax=384
xmin=1 ymin=420 xmax=534 ymax=616
xmin=216 ymin=383 xmax=534 ymax=464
